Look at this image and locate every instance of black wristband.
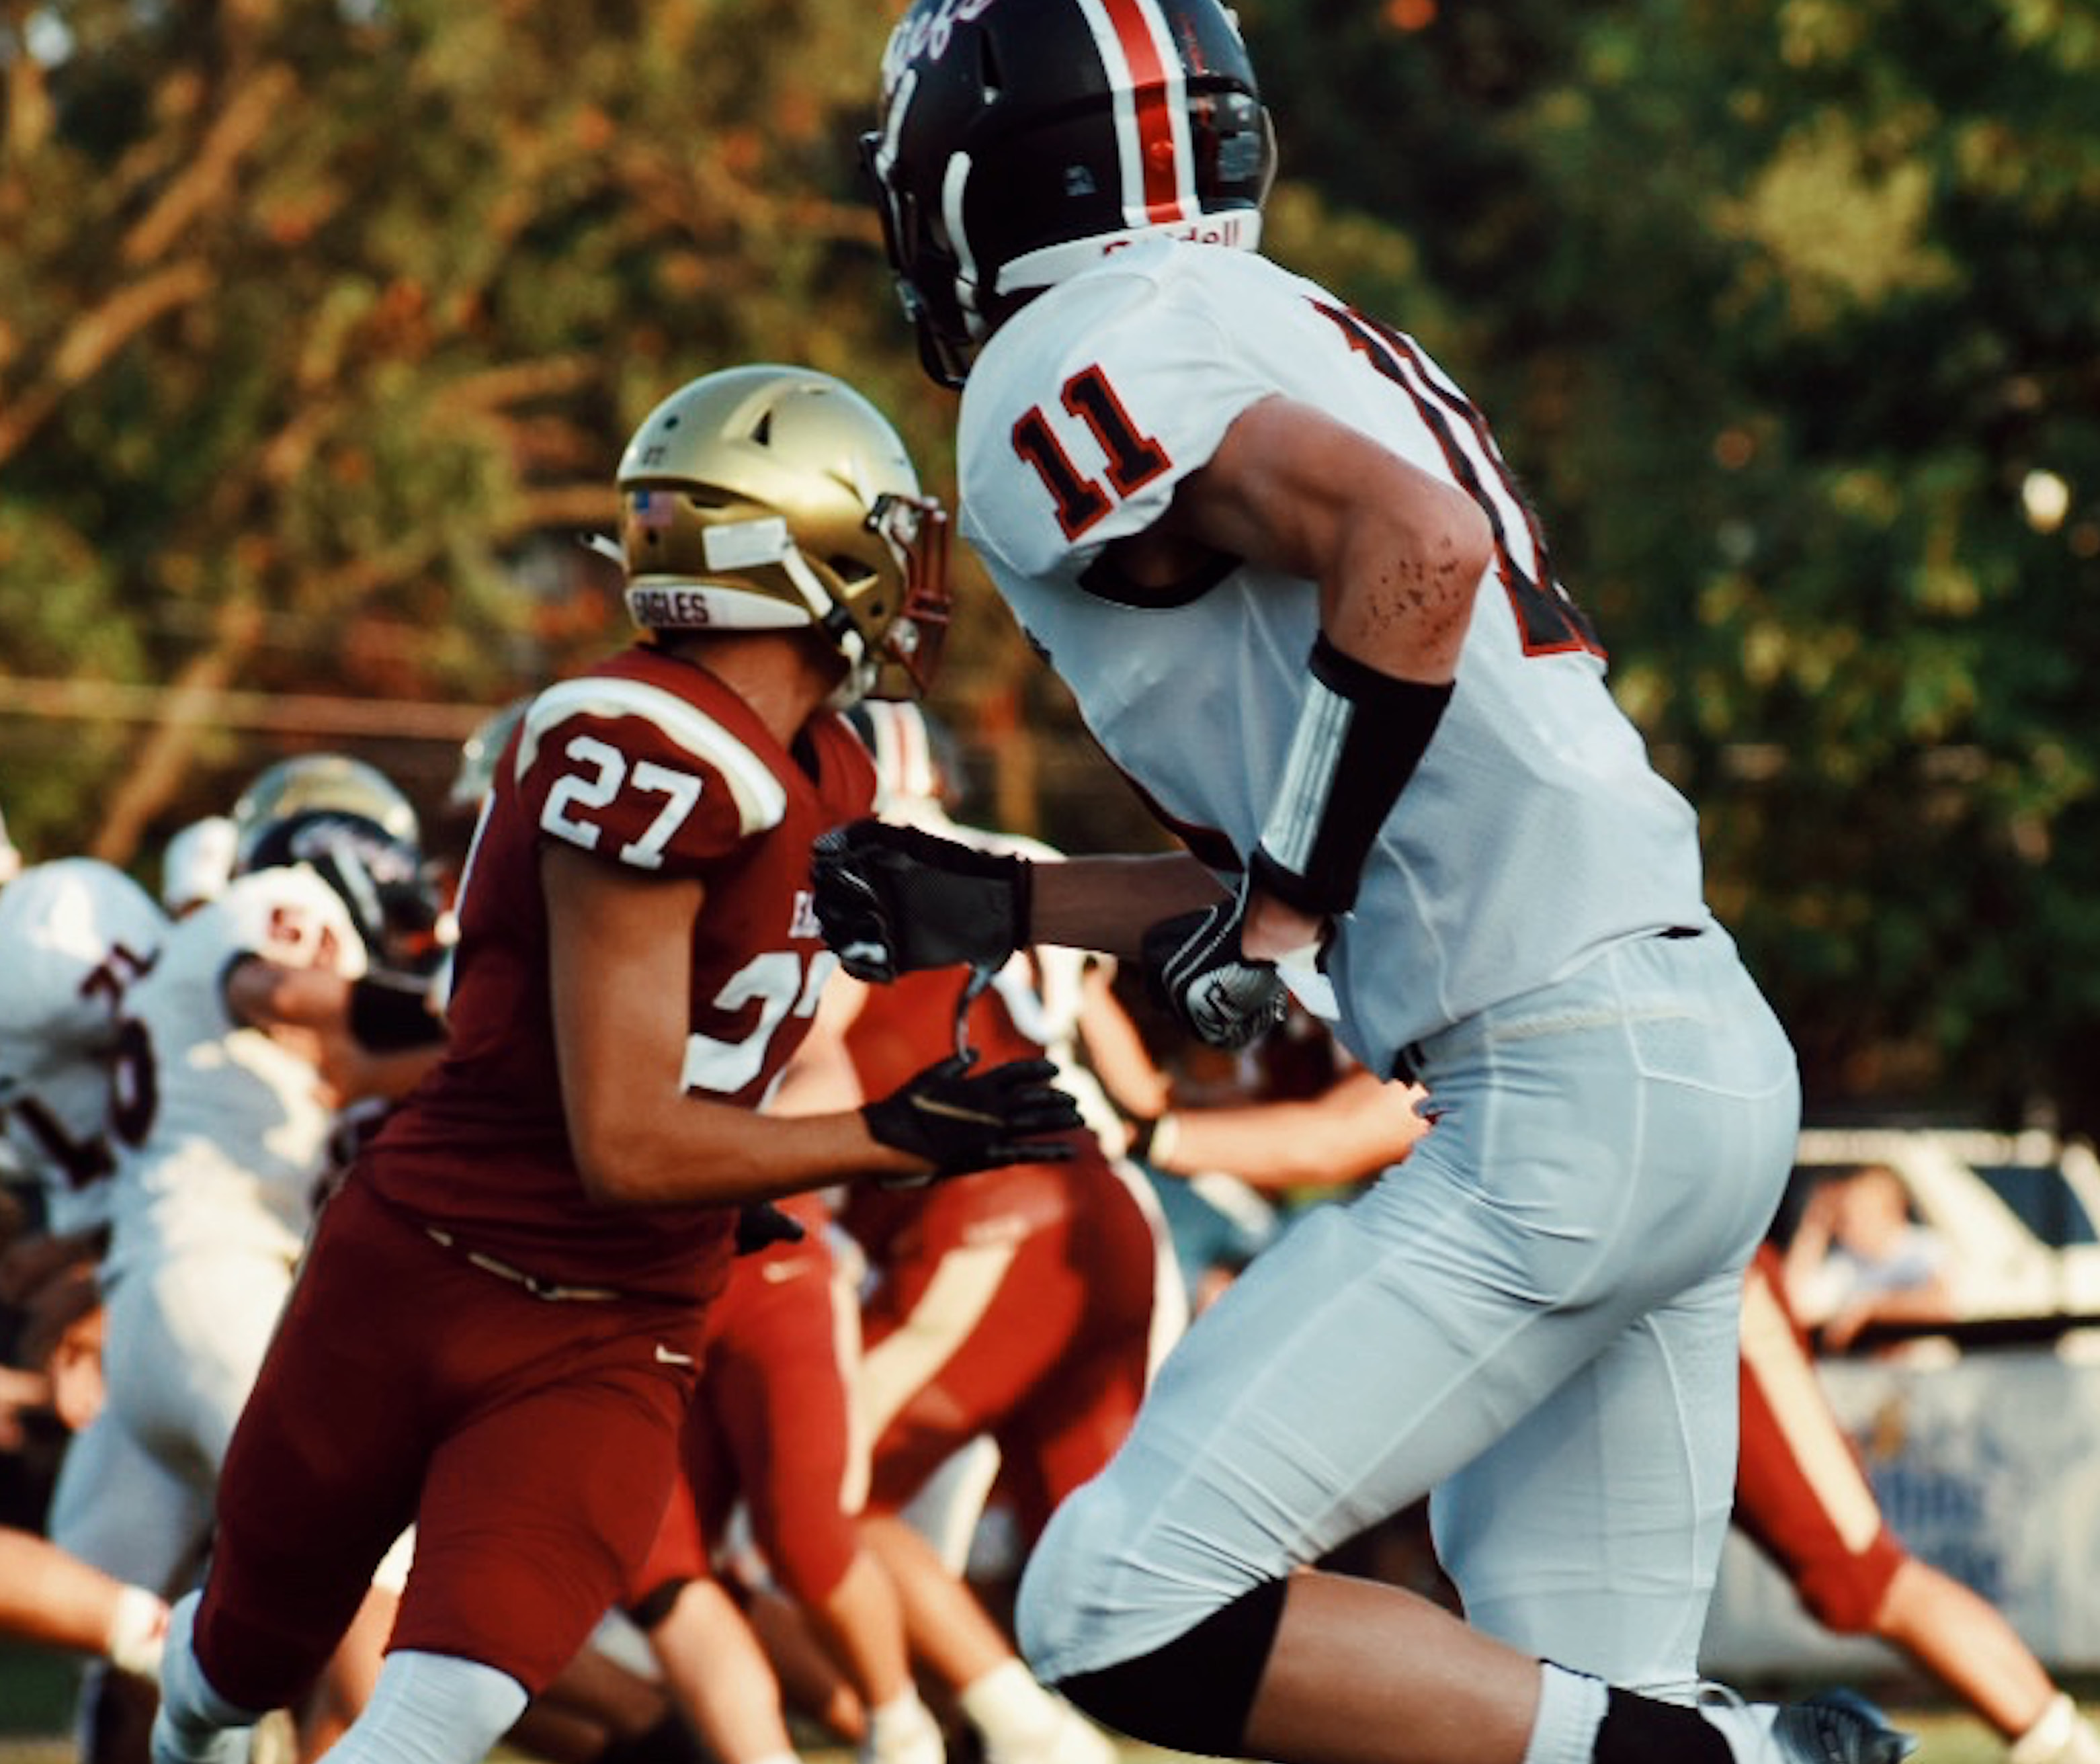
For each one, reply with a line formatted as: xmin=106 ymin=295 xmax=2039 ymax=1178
xmin=1127 ymin=1114 xmax=1159 ymax=1162
xmin=1251 ymin=632 xmax=1453 ymax=917
xmin=348 ymin=973 xmax=448 ymax=1051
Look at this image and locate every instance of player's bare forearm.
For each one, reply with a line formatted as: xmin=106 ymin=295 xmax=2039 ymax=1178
xmin=1028 ymin=851 xmax=1228 ymax=960
xmin=1154 ymin=1072 xmax=1428 ymax=1190
xmin=1239 ymin=888 xmax=1329 ymax=964
xmin=225 ymin=955 xmax=353 ymax=1032
xmin=568 ymin=1092 xmax=925 ymax=1208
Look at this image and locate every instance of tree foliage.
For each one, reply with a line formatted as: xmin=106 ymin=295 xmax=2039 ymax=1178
xmin=1251 ymin=0 xmax=2100 ymax=1128
xmin=2 ymin=0 xmax=2095 ymax=1126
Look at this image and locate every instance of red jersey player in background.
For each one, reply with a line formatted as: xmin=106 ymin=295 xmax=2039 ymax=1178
xmin=771 ymin=700 xmax=1179 ymax=1764
xmin=150 ymin=364 xmax=1081 ymax=1764
xmin=618 ymin=1177 xmax=944 ymax=1764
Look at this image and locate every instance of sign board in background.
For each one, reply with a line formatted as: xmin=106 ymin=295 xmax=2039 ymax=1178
xmin=1703 ymin=1345 xmax=2100 ymax=1677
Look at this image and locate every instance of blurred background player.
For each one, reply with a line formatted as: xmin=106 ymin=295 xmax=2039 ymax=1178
xmin=0 ymin=845 xmax=175 ymax=1751
xmin=46 ymin=753 xmax=450 ymax=1763
xmin=157 ymin=816 xmax=238 ymax=921
xmin=0 ymin=851 xmax=168 ymax=1305
xmin=618 ymin=1179 xmax=944 ymax=1764
xmin=771 ymin=700 xmax=1172 ymax=1764
xmin=0 ymin=1524 xmax=169 ymax=1685
xmin=150 ymin=364 xmax=1078 ymax=1764
xmin=1736 ymin=1243 xmax=2100 ymax=1764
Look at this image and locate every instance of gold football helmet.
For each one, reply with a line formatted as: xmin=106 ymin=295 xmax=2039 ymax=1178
xmin=614 ymin=365 xmax=950 ymax=704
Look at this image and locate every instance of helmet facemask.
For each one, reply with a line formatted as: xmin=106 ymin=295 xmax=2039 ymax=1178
xmin=855 ymin=489 xmax=952 ymax=704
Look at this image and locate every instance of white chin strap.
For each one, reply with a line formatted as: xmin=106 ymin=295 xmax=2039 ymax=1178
xmin=622 ymin=512 xmax=873 ymax=697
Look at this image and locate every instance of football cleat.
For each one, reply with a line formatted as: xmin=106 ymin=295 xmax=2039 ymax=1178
xmin=1701 ymin=1686 xmax=1917 ymax=1764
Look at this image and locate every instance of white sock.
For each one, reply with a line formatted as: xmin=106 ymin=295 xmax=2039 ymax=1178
xmin=958 ymin=1660 xmax=1060 ymax=1751
xmin=872 ymin=1687 xmax=936 ymax=1731
xmin=324 ymin=1650 xmax=528 ymax=1764
xmin=2012 ymin=1693 xmax=2100 ymax=1764
xmin=1521 ymin=1664 xmax=1609 ymax=1764
xmin=867 ymin=1689 xmax=943 ymax=1764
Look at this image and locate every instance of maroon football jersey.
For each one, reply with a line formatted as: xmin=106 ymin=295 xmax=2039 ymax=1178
xmin=360 ymin=645 xmax=875 ymax=1300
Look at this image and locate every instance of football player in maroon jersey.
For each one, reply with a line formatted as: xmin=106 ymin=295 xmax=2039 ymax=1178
xmin=618 ymin=1175 xmax=945 ymax=1764
xmin=151 ymin=365 xmax=1081 ymax=1764
xmin=808 ymin=702 xmax=1175 ymax=1764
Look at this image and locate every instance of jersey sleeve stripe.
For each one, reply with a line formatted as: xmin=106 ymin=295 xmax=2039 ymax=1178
xmin=521 ymin=678 xmax=790 ymax=834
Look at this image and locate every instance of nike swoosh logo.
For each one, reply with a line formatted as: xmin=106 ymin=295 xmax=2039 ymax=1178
xmin=655 ymin=1344 xmax=695 ymax=1366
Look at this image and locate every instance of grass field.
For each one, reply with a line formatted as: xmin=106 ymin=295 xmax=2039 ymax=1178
xmin=0 ymin=1644 xmax=2026 ymax=1764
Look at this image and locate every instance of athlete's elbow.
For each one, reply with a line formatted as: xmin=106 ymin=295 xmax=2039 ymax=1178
xmin=1402 ymin=489 xmax=1491 ymax=667
xmin=569 ymin=1114 xmax=667 ymax=1208
xmin=1447 ymin=496 xmax=1495 ymax=594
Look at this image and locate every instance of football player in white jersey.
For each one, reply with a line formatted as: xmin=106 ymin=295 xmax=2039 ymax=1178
xmin=0 ymin=855 xmax=167 ymax=1247
xmin=46 ymin=756 xmax=448 ymax=1759
xmin=0 ymin=855 xmax=174 ymax=1729
xmin=821 ymin=7 xmax=1913 ymax=1764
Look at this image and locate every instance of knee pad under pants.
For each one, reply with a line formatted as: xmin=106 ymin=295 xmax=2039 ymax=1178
xmin=1054 ymin=1578 xmax=1288 ymax=1757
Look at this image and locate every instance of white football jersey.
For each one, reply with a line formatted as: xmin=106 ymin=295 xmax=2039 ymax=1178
xmin=102 ymin=864 xmax=367 ymax=1279
xmin=0 ymin=859 xmax=167 ymax=1234
xmin=958 ymin=239 xmax=1710 ymax=1075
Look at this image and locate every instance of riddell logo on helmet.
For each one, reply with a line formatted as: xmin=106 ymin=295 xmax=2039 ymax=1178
xmin=1102 ymin=213 xmax=1252 ymax=254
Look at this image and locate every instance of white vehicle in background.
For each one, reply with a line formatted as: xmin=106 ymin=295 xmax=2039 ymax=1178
xmin=1785 ymin=1126 xmax=2100 ymax=1335
xmin=1708 ymin=1126 xmax=2100 ymax=1677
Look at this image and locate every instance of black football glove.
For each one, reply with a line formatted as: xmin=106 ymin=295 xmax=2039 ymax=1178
xmin=862 ymin=1052 xmax=1082 ymax=1187
xmin=1142 ymin=892 xmax=1290 ymax=1052
xmin=812 ymin=821 xmax=1030 ymax=983
xmin=733 ymin=1202 xmax=808 ymax=1257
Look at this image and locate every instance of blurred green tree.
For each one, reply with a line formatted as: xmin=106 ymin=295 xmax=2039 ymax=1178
xmin=3 ymin=0 xmax=2095 ymax=1128
xmin=0 ymin=0 xmax=1023 ymax=857
xmin=1253 ymin=0 xmax=2100 ymax=1130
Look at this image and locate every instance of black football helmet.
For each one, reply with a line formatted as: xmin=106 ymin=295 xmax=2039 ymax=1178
xmin=231 ymin=755 xmax=445 ymax=975
xmin=864 ymin=0 xmax=1276 ymax=387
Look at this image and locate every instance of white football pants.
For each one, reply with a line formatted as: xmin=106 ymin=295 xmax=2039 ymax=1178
xmin=1017 ymin=928 xmax=1799 ymax=1696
